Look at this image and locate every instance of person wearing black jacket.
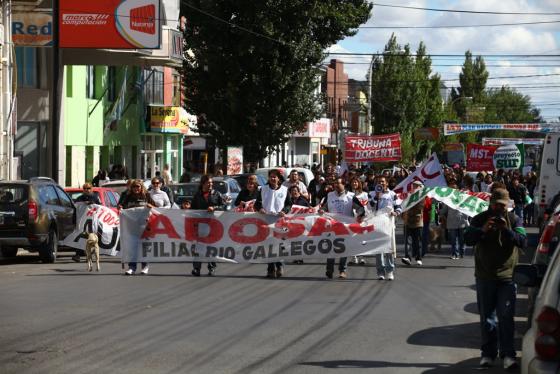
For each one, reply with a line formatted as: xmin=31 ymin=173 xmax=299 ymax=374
xmin=282 ymin=185 xmax=311 ymax=214
xmin=307 ymin=171 xmax=324 ymax=206
xmin=507 ymin=177 xmax=527 ymax=223
xmin=234 ymin=175 xmax=259 ymax=211
xmin=190 ymin=175 xmax=227 ymax=276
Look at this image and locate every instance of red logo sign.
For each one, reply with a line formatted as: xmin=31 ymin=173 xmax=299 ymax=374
xmin=130 ymin=5 xmax=155 ymax=34
xmin=466 ymin=144 xmax=497 ymax=171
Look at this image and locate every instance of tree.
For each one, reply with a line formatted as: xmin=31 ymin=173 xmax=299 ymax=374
xmin=450 ymin=50 xmax=489 ymax=119
xmin=181 ymin=0 xmax=372 ymax=163
xmin=368 ymin=34 xmax=443 ymax=162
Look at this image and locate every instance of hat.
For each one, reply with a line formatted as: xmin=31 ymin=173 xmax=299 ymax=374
xmin=412 ymin=180 xmax=424 ymax=186
xmin=490 ymin=188 xmax=510 ymax=206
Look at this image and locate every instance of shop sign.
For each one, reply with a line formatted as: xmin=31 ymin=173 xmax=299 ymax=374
xmin=60 ymin=0 xmax=161 ymax=49
xmin=227 ymin=147 xmax=243 ymax=175
xmin=414 ymin=127 xmax=439 ymax=141
xmin=466 ymin=144 xmax=497 ymax=171
xmin=12 ymin=12 xmax=52 ymax=46
xmin=149 ymin=106 xmax=189 ymax=134
xmin=493 ymin=144 xmax=524 ymax=170
xmin=295 ymin=118 xmax=331 ymax=138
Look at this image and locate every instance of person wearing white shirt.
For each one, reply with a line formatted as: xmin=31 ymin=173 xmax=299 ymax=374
xmin=149 ymin=178 xmax=171 ymax=208
xmin=282 ymin=169 xmax=309 ymax=200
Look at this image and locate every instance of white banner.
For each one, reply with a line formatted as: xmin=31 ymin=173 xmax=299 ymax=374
xmin=444 ymin=123 xmax=560 ymax=135
xmin=401 ymin=187 xmax=489 ymax=218
xmin=61 ymin=204 xmax=120 ymax=256
xmin=393 ymin=153 xmax=448 ymax=200
xmin=119 ymin=208 xmax=395 ymax=263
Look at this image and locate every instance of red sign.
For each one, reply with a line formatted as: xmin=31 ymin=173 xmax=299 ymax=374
xmin=466 ymin=144 xmax=497 ymax=171
xmin=344 ymin=134 xmax=402 ymax=162
xmin=60 ymin=0 xmax=161 ymax=49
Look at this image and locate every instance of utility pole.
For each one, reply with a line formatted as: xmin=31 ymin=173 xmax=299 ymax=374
xmin=51 ymin=0 xmax=61 ymax=181
xmin=1 ymin=0 xmax=14 ymax=180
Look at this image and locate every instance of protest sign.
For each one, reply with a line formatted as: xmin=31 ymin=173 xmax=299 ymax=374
xmin=61 ymin=204 xmax=120 ymax=256
xmin=401 ymin=187 xmax=489 ymax=218
xmin=444 ymin=123 xmax=560 ymax=135
xmin=119 ymin=208 xmax=394 ymax=263
xmin=493 ymin=144 xmax=524 ymax=170
xmin=466 ymin=144 xmax=497 ymax=171
xmin=344 ymin=134 xmax=401 ymax=162
xmin=393 ymin=153 xmax=447 ymax=200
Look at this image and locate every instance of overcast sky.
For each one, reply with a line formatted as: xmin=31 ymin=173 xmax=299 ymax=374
xmin=327 ymin=0 xmax=560 ymax=122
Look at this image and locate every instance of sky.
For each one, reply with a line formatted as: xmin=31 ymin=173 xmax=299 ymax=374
xmin=327 ymin=0 xmax=560 ymax=122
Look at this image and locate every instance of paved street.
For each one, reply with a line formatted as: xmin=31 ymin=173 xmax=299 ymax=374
xmin=0 ymin=229 xmax=534 ymax=374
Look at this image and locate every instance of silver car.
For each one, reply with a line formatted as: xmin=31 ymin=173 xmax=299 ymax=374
xmin=515 ymin=240 xmax=560 ymax=373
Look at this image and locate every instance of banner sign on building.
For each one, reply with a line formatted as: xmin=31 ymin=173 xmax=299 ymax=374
xmin=344 ymin=134 xmax=402 ymax=162
xmin=414 ymin=127 xmax=439 ymax=141
xmin=12 ymin=12 xmax=53 ymax=46
xmin=60 ymin=0 xmax=161 ymax=49
xmin=482 ymin=137 xmax=545 ymax=146
xmin=61 ymin=204 xmax=120 ymax=256
xmin=401 ymin=187 xmax=489 ymax=218
xmin=149 ymin=106 xmax=189 ymax=134
xmin=393 ymin=153 xmax=447 ymax=200
xmin=444 ymin=123 xmax=560 ymax=136
xmin=493 ymin=144 xmax=525 ymax=170
xmin=227 ymin=146 xmax=243 ymax=175
xmin=294 ymin=118 xmax=331 ymax=138
xmin=119 ymin=209 xmax=394 ymax=263
xmin=466 ymin=144 xmax=497 ymax=172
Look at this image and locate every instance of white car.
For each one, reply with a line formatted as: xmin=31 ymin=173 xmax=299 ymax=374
xmin=514 ymin=241 xmax=560 ymax=373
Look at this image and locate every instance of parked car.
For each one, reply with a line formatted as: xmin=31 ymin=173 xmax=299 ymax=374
xmin=255 ymin=167 xmax=314 ymax=186
xmin=0 ymin=177 xmax=76 ymax=263
xmin=524 ymin=201 xmax=560 ymax=327
xmin=514 ymin=235 xmax=560 ymax=373
xmin=212 ymin=177 xmax=241 ymax=211
xmin=230 ymin=173 xmax=267 ymax=189
xmin=64 ymin=187 xmax=120 ymax=212
xmin=168 ymin=182 xmax=198 ymax=206
xmin=102 ymin=179 xmax=151 ymax=194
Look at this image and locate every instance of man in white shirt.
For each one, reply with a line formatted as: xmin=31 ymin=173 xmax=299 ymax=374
xmin=282 ymin=169 xmax=309 ymax=200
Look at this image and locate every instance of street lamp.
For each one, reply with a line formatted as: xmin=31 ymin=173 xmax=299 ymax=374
xmin=448 ymin=96 xmax=472 ymax=122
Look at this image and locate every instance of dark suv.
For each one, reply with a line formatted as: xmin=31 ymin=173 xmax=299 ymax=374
xmin=0 ymin=177 xmax=76 ymax=263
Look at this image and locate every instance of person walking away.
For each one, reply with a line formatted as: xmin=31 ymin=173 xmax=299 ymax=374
xmin=370 ymin=176 xmax=401 ymax=280
xmin=120 ymin=180 xmax=155 ymax=275
xmin=440 ymin=182 xmax=470 ymax=259
xmin=401 ymin=181 xmax=424 ymax=267
xmin=507 ymin=176 xmax=527 ymax=225
xmin=255 ymin=169 xmax=289 ymax=278
xmin=319 ymin=177 xmax=365 ymax=279
xmin=190 ymin=175 xmax=227 ymax=276
xmin=464 ymin=188 xmax=526 ymax=370
xmin=149 ymin=177 xmax=171 ymax=208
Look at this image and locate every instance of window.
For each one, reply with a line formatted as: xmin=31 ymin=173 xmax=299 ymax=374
xmin=106 ymin=192 xmax=118 ymax=208
xmin=55 ymin=187 xmax=74 ymax=208
xmin=15 ymin=47 xmax=38 ymax=88
xmin=172 ymin=74 xmax=181 ymax=106
xmin=107 ymin=66 xmax=117 ymax=102
xmin=143 ymin=68 xmax=164 ymax=104
xmin=86 ymin=65 xmax=96 ymax=99
xmin=38 ymin=186 xmax=59 ymax=205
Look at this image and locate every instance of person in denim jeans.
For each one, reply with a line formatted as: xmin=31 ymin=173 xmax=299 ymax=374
xmin=440 ymin=182 xmax=470 ymax=259
xmin=464 ymin=188 xmax=526 ymax=370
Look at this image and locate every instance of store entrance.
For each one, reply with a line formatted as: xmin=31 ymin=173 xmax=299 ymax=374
xmin=140 ymin=150 xmax=163 ymax=179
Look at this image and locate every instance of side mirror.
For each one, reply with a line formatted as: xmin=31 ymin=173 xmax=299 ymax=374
xmin=513 ymin=264 xmax=541 ymax=287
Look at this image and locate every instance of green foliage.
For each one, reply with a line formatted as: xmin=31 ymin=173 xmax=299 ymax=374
xmin=181 ymin=0 xmax=372 ymax=162
xmin=368 ymin=34 xmax=443 ymax=163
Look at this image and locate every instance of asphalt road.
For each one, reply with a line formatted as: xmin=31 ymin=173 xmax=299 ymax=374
xmin=0 ymin=232 xmax=535 ymax=374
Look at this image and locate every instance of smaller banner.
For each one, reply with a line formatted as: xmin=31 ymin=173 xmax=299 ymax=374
xmin=493 ymin=144 xmax=524 ymax=170
xmin=482 ymin=137 xmax=545 ymax=146
xmin=401 ymin=187 xmax=489 ymax=218
xmin=61 ymin=204 xmax=120 ymax=256
xmin=414 ymin=128 xmax=439 ymax=141
xmin=227 ymin=146 xmax=243 ymax=175
xmin=12 ymin=12 xmax=53 ymax=46
xmin=149 ymin=106 xmax=189 ymax=134
xmin=466 ymin=144 xmax=497 ymax=171
xmin=444 ymin=123 xmax=560 ymax=135
xmin=344 ymin=133 xmax=401 ymax=162
xmin=393 ymin=153 xmax=447 ymax=199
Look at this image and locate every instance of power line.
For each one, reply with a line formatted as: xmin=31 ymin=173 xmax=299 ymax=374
xmin=335 ymin=62 xmax=560 ymax=68
xmin=359 ymin=20 xmax=560 ymax=28
xmin=372 ymin=3 xmax=560 ymax=16
xmin=327 ymin=52 xmax=560 ymax=58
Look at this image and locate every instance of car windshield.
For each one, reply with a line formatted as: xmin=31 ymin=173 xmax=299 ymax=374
xmin=68 ymin=191 xmax=100 ymax=202
xmin=214 ymin=181 xmax=227 ymax=194
xmin=0 ymin=185 xmax=27 ymax=205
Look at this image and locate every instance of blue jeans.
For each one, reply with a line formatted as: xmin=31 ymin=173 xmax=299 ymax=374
xmin=405 ymin=227 xmax=422 ymax=260
xmin=375 ymin=253 xmax=394 ymax=276
xmin=475 ymin=278 xmax=517 ymax=359
xmin=513 ymin=205 xmax=524 ymax=223
xmin=326 ymin=257 xmax=347 ymax=273
xmin=448 ymin=228 xmax=465 ymax=257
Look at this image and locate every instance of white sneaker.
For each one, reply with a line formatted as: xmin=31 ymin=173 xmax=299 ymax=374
xmin=349 ymin=256 xmax=358 ymax=265
xmin=479 ymin=357 xmax=493 ymax=367
xmin=140 ymin=266 xmax=149 ymax=275
xmin=503 ymin=356 xmax=517 ymax=370
xmin=377 ymin=275 xmax=385 ymax=280
xmin=125 ymin=269 xmax=135 ymax=276
xmin=386 ymin=272 xmax=394 ymax=280
xmin=359 ymin=258 xmax=366 ymax=265
xmin=416 ymin=260 xmax=423 ymax=266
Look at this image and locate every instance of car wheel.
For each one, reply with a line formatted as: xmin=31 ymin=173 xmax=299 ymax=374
xmin=0 ymin=246 xmax=18 ymax=257
xmin=39 ymin=230 xmax=58 ymax=263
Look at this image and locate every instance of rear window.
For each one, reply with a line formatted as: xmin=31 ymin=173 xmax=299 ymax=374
xmin=0 ymin=185 xmax=28 ymax=205
xmin=214 ymin=182 xmax=227 ymax=194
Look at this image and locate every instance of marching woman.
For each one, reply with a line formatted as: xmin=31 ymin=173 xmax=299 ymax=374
xmin=120 ymin=180 xmax=156 ymax=275
xmin=255 ymin=169 xmax=289 ymax=278
xmin=149 ymin=177 xmax=171 ymax=208
xmin=234 ymin=174 xmax=260 ymax=212
xmin=190 ymin=175 xmax=227 ymax=276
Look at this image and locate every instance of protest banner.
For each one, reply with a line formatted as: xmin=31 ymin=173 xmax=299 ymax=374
xmin=444 ymin=123 xmax=560 ymax=136
xmin=493 ymin=144 xmax=524 ymax=170
xmin=344 ymin=134 xmax=401 ymax=162
xmin=61 ymin=204 xmax=120 ymax=256
xmin=401 ymin=187 xmax=489 ymax=218
xmin=393 ymin=153 xmax=447 ymax=200
xmin=466 ymin=144 xmax=497 ymax=171
xmin=482 ymin=137 xmax=544 ymax=146
xmin=119 ymin=208 xmax=394 ymax=263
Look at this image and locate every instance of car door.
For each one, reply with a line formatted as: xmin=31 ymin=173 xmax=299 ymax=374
xmin=54 ymin=186 xmax=77 ymax=238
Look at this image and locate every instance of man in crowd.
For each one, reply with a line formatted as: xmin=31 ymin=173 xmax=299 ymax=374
xmin=282 ymin=169 xmax=309 ymax=200
xmin=72 ymin=183 xmax=101 ymax=263
xmin=464 ymin=188 xmax=526 ymax=370
xmin=507 ymin=176 xmax=527 ymax=224
xmin=401 ymin=181 xmax=425 ymax=267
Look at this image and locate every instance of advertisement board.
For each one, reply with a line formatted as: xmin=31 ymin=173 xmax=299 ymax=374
xmin=60 ymin=0 xmax=161 ymax=49
xmin=414 ymin=127 xmax=439 ymax=141
xmin=12 ymin=12 xmax=53 ymax=46
xmin=294 ymin=118 xmax=331 ymax=138
xmin=466 ymin=144 xmax=497 ymax=171
xmin=227 ymin=147 xmax=243 ymax=175
xmin=493 ymin=144 xmax=525 ymax=170
xmin=149 ymin=106 xmax=189 ymax=134
xmin=344 ymin=134 xmax=401 ymax=162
